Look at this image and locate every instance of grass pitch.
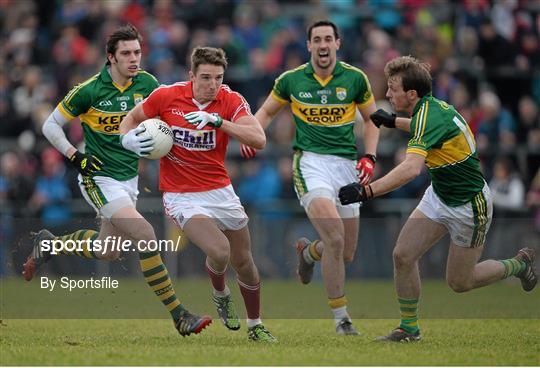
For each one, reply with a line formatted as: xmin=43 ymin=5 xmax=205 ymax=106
xmin=1 ymin=278 xmax=539 ymax=366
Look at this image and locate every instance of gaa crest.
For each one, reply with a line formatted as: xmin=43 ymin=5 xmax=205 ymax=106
xmin=336 ymin=87 xmax=347 ymax=101
xmin=133 ymin=94 xmax=144 ymax=104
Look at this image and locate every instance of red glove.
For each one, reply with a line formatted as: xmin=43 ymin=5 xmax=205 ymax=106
xmin=356 ymin=154 xmax=376 ymax=185
xmin=240 ymin=143 xmax=257 ymax=159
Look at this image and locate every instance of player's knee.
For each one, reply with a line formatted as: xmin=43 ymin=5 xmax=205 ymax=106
xmin=343 ymin=253 xmax=355 ymax=263
xmin=209 ymin=244 xmax=230 ymax=267
xmin=393 ymin=247 xmax=414 ymax=268
xmin=231 ymin=252 xmax=255 ymax=273
xmin=324 ymin=232 xmax=345 ymax=253
xmin=447 ymin=278 xmax=473 ymax=293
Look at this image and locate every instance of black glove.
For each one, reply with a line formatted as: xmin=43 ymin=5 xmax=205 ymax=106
xmin=69 ymin=151 xmax=104 ymax=176
xmin=339 ymin=183 xmax=373 ymax=205
xmin=370 ymin=109 xmax=396 ymax=128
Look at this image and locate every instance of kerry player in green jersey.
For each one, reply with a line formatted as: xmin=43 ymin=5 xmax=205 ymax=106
xmin=251 ymin=20 xmax=380 ymax=335
xmin=22 ymin=24 xmax=211 ymax=336
xmin=339 ymin=56 xmax=537 ymax=342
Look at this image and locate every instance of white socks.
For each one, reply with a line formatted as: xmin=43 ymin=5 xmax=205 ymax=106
xmin=332 ymin=306 xmax=349 ymax=326
xmin=213 ymin=284 xmax=230 ymax=298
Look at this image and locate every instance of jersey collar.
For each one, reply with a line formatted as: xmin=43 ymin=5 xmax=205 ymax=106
xmin=305 ymin=61 xmax=344 ymax=87
xmin=412 ymin=94 xmax=432 ymax=116
xmin=100 ymin=64 xmax=139 ymax=91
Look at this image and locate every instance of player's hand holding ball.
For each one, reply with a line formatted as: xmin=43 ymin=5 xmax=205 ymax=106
xmin=370 ymin=109 xmax=396 ymax=128
xmin=339 ymin=183 xmax=373 ymax=205
xmin=184 ymin=111 xmax=223 ymax=129
xmin=240 ymin=143 xmax=257 ymax=159
xmin=120 ymin=125 xmax=155 ymax=157
xmin=356 ymin=154 xmax=376 ymax=185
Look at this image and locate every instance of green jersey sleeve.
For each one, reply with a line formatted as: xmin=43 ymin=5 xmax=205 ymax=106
xmin=271 ymin=71 xmax=291 ymax=104
xmin=407 ymin=101 xmax=447 ymax=155
xmin=58 ymin=81 xmax=93 ymax=119
xmin=354 ymin=70 xmax=374 ymax=106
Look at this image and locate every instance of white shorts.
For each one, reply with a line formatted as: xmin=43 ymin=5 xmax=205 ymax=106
xmin=78 ymin=175 xmax=138 ymax=219
xmin=417 ymin=183 xmax=493 ymax=248
xmin=163 ymin=184 xmax=249 ymax=231
xmin=293 ymin=151 xmax=360 ymax=218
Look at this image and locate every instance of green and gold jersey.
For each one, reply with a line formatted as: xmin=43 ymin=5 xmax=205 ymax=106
xmin=57 ymin=65 xmax=159 ymax=181
xmin=271 ymin=61 xmax=374 ymax=160
xmin=407 ymin=95 xmax=485 ymax=207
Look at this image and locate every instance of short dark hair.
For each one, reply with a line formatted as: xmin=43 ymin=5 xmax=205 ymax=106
xmin=190 ymin=46 xmax=228 ymax=73
xmin=384 ymin=56 xmax=432 ymax=98
xmin=105 ymin=24 xmax=142 ymax=65
xmin=307 ymin=20 xmax=340 ymax=41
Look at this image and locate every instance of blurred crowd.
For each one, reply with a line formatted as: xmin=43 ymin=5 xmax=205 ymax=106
xmin=1 ymin=0 xmax=540 ymax=230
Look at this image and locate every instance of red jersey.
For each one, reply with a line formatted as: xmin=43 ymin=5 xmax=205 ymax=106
xmin=141 ymin=82 xmax=251 ymax=192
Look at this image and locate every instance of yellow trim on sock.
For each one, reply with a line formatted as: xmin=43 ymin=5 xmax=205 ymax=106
xmin=309 ymin=240 xmax=322 ymax=261
xmin=328 ymin=295 xmax=348 ymax=309
xmin=145 ymin=269 xmax=168 ymax=283
xmin=82 ymin=246 xmax=92 ymax=258
xmin=166 ymin=299 xmax=181 ymax=312
xmin=140 ymin=254 xmax=162 ymax=271
xmin=159 ymin=289 xmax=176 ymax=301
xmin=152 ymin=280 xmax=171 ymax=293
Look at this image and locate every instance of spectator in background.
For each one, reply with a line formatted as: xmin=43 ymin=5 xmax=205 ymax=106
xmin=478 ymin=19 xmax=517 ymax=71
xmin=0 ymin=152 xmax=34 ymax=217
xmin=516 ymin=95 xmax=540 ymax=147
xmin=233 ymin=4 xmax=263 ymax=51
xmin=449 ymin=82 xmax=481 ymax=134
xmin=516 ymin=32 xmax=540 ymax=71
xmin=12 ymin=66 xmax=48 ymax=136
xmin=29 ymin=148 xmax=71 ymax=227
xmin=526 ymin=169 xmax=540 ymax=233
xmin=237 ymin=160 xmax=282 ymax=207
xmin=490 ymin=156 xmax=525 ymax=211
xmin=0 ymin=70 xmax=17 ymax=137
xmin=214 ymin=22 xmax=249 ymax=74
xmin=477 ymin=90 xmax=517 ymax=152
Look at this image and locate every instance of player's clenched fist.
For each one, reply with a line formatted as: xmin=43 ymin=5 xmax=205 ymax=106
xmin=184 ymin=111 xmax=223 ymax=129
xmin=370 ymin=109 xmax=396 ymax=128
xmin=240 ymin=143 xmax=257 ymax=159
xmin=69 ymin=151 xmax=104 ymax=176
xmin=356 ymin=154 xmax=376 ymax=185
xmin=338 ymin=183 xmax=373 ymax=205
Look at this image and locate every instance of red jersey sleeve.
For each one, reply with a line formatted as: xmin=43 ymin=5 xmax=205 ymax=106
xmin=141 ymin=85 xmax=166 ymax=118
xmin=222 ymin=87 xmax=252 ymax=122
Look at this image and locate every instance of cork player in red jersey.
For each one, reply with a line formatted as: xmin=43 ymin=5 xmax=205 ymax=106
xmin=120 ymin=47 xmax=276 ymax=342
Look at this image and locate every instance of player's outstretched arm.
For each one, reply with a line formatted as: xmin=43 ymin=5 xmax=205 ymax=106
xmin=42 ymin=108 xmax=104 ymax=176
xmin=370 ymin=152 xmax=425 ymax=197
xmin=220 ymin=115 xmax=266 ymax=150
xmin=369 ymin=109 xmax=412 ymax=133
xmin=42 ymin=108 xmax=77 ymax=158
xmin=339 ymin=152 xmax=425 ymax=205
xmin=396 ymin=117 xmax=412 ymax=132
xmin=254 ymin=94 xmax=285 ymax=131
xmin=235 ymin=94 xmax=286 ymax=159
xmin=357 ymin=101 xmax=380 ymax=184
